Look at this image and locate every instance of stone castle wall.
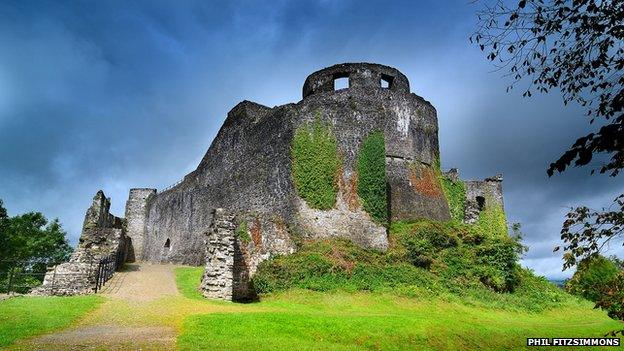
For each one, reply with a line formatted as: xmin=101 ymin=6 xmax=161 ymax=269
xmin=464 ymin=175 xmax=504 ymax=224
xmin=125 ymin=188 xmax=156 ymax=262
xmin=118 ymin=62 xmax=505 ymax=301
xmin=139 ymin=63 xmax=453 ymax=272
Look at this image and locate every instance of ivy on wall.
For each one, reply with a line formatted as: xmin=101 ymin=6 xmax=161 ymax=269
xmin=475 ymin=202 xmax=508 ymax=237
xmin=291 ymin=115 xmax=340 ymax=210
xmin=357 ymin=131 xmax=388 ymax=225
xmin=433 ymin=156 xmax=466 ymax=222
xmin=440 ymin=177 xmax=466 ymax=222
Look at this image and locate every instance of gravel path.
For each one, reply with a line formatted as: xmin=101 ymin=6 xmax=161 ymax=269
xmin=10 ymin=263 xmax=185 ymax=351
xmin=99 ymin=263 xmax=180 ymax=302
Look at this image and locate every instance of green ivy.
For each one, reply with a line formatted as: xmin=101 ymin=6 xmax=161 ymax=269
xmin=235 ymin=221 xmax=251 ymax=243
xmin=474 ymin=202 xmax=508 ymax=237
xmin=440 ymin=177 xmax=466 ymax=222
xmin=434 ymin=155 xmax=466 ymax=222
xmin=291 ymin=115 xmax=340 ymax=210
xmin=357 ymin=131 xmax=388 ymax=225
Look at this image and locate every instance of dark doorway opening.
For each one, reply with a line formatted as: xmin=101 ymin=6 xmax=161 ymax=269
xmin=476 ymin=196 xmax=486 ymax=211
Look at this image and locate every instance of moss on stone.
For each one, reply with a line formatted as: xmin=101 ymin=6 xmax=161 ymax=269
xmin=235 ymin=221 xmax=251 ymax=243
xmin=291 ymin=114 xmax=340 ymax=210
xmin=356 ymin=131 xmax=388 ymax=225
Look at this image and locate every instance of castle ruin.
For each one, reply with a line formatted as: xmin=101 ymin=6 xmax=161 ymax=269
xmin=38 ymin=63 xmax=505 ymax=300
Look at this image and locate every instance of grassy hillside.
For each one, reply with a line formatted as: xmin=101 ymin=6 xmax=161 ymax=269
xmin=178 ymin=219 xmax=623 ymax=349
xmin=176 ymin=267 xmax=621 ymax=351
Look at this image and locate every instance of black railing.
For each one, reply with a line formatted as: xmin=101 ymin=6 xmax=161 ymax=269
xmin=1 ymin=249 xmax=125 ymax=295
xmin=0 ymin=259 xmax=56 ymax=294
xmin=93 ymin=249 xmax=125 ymax=293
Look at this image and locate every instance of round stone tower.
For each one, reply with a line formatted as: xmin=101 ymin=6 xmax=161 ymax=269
xmin=296 ymin=63 xmax=451 ymax=224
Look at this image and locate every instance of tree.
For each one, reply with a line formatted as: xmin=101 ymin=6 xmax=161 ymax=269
xmin=471 ymin=0 xmax=624 ymax=176
xmin=566 ymin=255 xmax=619 ymax=302
xmin=0 ymin=199 xmax=72 ymax=273
xmin=471 ymin=0 xmax=624 ymax=331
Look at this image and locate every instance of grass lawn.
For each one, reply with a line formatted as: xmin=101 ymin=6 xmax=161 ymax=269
xmin=175 ymin=267 xmax=623 ymax=351
xmin=0 ymin=295 xmax=103 ymax=347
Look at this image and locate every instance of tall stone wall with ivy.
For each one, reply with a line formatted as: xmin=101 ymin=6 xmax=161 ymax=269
xmin=125 ymin=63 xmax=506 ymax=299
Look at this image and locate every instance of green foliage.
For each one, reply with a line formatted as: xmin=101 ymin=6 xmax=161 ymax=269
xmin=291 ymin=116 xmax=340 ymax=210
xmin=356 ymin=131 xmax=388 ymax=225
xmin=0 ymin=295 xmax=103 ymax=347
xmin=566 ymin=255 xmax=620 ymax=302
xmin=595 ymin=271 xmax=624 ymax=321
xmin=0 ymin=200 xmax=72 ymax=275
xmin=235 ymin=221 xmax=251 ymax=244
xmin=254 ymin=219 xmax=532 ymax=300
xmin=440 ymin=176 xmax=466 ymax=222
xmin=474 ymin=202 xmax=508 ymax=237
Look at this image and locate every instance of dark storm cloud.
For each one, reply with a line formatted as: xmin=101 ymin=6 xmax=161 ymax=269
xmin=1 ymin=0 xmax=620 ymax=278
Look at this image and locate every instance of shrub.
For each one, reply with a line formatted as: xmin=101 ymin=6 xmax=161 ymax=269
xmin=291 ymin=115 xmax=340 ymax=210
xmin=473 ymin=236 xmax=523 ymax=292
xmin=255 ymin=219 xmax=526 ymax=297
xmin=566 ymin=255 xmax=620 ymax=302
xmin=357 ymin=131 xmax=388 ymax=225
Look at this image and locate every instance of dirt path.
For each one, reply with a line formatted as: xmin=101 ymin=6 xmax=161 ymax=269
xmin=99 ymin=263 xmax=180 ymax=302
xmin=9 ymin=264 xmax=190 ymax=351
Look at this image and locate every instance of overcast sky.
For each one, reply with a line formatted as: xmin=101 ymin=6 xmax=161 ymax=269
xmin=1 ymin=0 xmax=622 ymax=279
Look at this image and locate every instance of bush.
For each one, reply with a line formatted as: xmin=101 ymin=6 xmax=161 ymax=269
xmin=566 ymin=255 xmax=620 ymax=302
xmin=357 ymin=131 xmax=388 ymax=225
xmin=595 ymin=271 xmax=624 ymax=320
xmin=255 ymin=219 xmax=526 ymax=296
xmin=291 ymin=116 xmax=340 ymax=210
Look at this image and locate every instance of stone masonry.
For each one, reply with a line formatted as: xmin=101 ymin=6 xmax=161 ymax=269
xmin=200 ymin=208 xmax=254 ymax=301
xmin=32 ymin=190 xmax=129 ymax=296
xmin=125 ymin=188 xmax=157 ymax=262
xmin=63 ymin=62 xmax=506 ymax=301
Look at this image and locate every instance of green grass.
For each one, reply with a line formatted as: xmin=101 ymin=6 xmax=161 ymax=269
xmin=0 ymin=295 xmax=103 ymax=347
xmin=175 ymin=266 xmax=205 ymax=300
xmin=175 ymin=268 xmax=622 ymax=350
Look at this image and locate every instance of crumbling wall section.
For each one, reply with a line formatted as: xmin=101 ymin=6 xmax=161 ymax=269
xmin=32 ymin=190 xmax=128 ymax=296
xmin=200 ymin=209 xmax=254 ymax=301
xmin=464 ymin=175 xmax=504 ymax=224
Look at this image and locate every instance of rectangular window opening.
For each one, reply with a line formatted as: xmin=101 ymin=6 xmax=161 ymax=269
xmin=334 ymin=77 xmax=349 ymax=90
xmin=380 ymin=74 xmax=394 ymax=89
